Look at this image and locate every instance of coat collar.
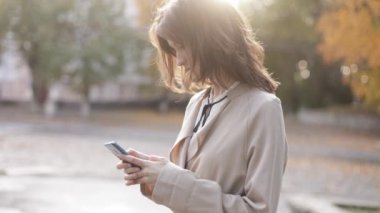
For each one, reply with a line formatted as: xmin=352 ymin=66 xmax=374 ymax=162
xmin=170 ymin=82 xmax=249 ymax=165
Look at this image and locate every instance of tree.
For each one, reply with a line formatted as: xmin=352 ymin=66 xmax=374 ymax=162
xmin=317 ymin=0 xmax=380 ymax=112
xmin=0 ymin=0 xmax=75 ymax=107
xmin=240 ymin=0 xmax=352 ymax=112
xmin=65 ymin=0 xmax=138 ymax=116
xmin=0 ymin=0 xmax=141 ymax=116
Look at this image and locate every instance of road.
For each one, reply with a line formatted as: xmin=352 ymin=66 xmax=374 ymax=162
xmin=0 ymin=107 xmax=379 ymax=212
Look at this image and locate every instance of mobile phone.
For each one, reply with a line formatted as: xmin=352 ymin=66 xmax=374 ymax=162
xmin=104 ymin=141 xmax=128 ymax=157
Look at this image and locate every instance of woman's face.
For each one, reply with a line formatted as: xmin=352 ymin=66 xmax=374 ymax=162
xmin=167 ymin=39 xmax=192 ymax=72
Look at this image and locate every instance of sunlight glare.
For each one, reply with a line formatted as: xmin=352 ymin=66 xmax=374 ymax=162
xmin=218 ymin=0 xmax=240 ymax=8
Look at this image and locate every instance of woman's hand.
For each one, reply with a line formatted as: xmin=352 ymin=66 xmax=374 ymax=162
xmin=116 ymin=149 xmax=169 ymax=187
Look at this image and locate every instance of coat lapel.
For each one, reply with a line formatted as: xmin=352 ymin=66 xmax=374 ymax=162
xmin=186 ymin=97 xmax=231 ymax=163
xmin=170 ymin=83 xmax=247 ymax=167
xmin=169 ymin=90 xmax=207 ymax=165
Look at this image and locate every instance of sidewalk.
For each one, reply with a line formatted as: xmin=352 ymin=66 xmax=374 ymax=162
xmin=0 ymin=106 xmax=379 ymax=212
xmin=0 ymin=175 xmax=171 ymax=213
xmin=0 ymin=122 xmax=291 ymax=213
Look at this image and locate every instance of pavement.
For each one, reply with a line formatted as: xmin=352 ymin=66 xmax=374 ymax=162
xmin=0 ymin=106 xmax=379 ymax=213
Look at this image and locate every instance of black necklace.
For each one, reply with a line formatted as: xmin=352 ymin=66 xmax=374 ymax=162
xmin=193 ymin=91 xmax=227 ymax=133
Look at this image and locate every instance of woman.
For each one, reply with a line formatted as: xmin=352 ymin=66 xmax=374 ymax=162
xmin=116 ymin=0 xmax=287 ymax=212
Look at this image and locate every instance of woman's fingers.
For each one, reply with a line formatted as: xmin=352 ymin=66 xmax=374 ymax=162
xmin=124 ymin=166 xmax=140 ymax=174
xmin=116 ymin=161 xmax=132 ymax=170
xmin=126 ymin=180 xmax=137 ymax=186
xmin=149 ymin=155 xmax=164 ymax=161
xmin=119 ymin=155 xmax=149 ymax=168
xmin=127 ymin=149 xmax=150 ymax=160
xmin=124 ymin=171 xmax=144 ymax=181
xmin=116 ymin=152 xmax=166 ymax=187
xmin=125 ymin=177 xmax=150 ymax=186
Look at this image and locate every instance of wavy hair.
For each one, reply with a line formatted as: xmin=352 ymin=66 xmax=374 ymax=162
xmin=150 ymin=0 xmax=279 ymax=94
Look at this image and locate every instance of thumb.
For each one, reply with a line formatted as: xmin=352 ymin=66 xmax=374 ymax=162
xmin=150 ymin=155 xmax=164 ymax=161
xmin=127 ymin=149 xmax=150 ymax=160
xmin=119 ymin=155 xmax=148 ymax=168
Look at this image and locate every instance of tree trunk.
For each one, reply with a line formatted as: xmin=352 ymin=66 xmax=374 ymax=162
xmin=80 ymin=97 xmax=90 ymax=118
xmin=80 ymin=84 xmax=91 ymax=118
xmin=44 ymin=82 xmax=62 ymax=117
xmin=44 ymin=99 xmax=56 ymax=118
xmin=31 ymin=79 xmax=49 ymax=110
xmin=26 ymin=43 xmax=49 ymax=111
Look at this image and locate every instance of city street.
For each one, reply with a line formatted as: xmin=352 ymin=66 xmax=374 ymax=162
xmin=1 ymin=0 xmax=380 ymax=212
xmin=0 ymin=107 xmax=379 ymax=213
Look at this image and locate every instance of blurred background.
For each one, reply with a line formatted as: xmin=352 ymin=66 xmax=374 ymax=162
xmin=0 ymin=0 xmax=379 ymax=212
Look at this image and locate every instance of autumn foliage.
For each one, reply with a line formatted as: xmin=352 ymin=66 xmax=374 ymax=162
xmin=317 ymin=0 xmax=380 ymax=112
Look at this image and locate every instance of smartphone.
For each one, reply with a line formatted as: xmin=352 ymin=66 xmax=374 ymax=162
xmin=104 ymin=141 xmax=139 ymax=167
xmin=104 ymin=141 xmax=128 ymax=157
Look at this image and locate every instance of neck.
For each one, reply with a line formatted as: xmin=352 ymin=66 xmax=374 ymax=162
xmin=211 ymin=86 xmax=224 ymax=98
xmin=211 ymin=80 xmax=234 ymax=98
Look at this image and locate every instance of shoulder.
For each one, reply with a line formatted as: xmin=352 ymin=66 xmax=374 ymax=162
xmin=247 ymin=88 xmax=279 ymax=104
xmin=241 ymin=88 xmax=287 ymax=154
xmin=234 ymin=86 xmax=282 ymax=115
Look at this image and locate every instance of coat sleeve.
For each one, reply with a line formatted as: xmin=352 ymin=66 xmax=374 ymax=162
xmin=151 ymin=97 xmax=287 ymax=213
xmin=140 ymin=92 xmax=205 ymax=198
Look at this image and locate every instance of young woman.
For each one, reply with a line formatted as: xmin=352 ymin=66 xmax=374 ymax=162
xmin=116 ymin=0 xmax=287 ymax=212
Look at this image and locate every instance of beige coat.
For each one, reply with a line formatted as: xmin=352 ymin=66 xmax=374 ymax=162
xmin=144 ymin=83 xmax=287 ymax=213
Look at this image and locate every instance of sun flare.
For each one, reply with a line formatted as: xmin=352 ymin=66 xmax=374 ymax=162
xmin=218 ymin=0 xmax=240 ymax=7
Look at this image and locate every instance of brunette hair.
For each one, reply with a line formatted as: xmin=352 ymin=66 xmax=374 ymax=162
xmin=150 ymin=0 xmax=279 ymax=94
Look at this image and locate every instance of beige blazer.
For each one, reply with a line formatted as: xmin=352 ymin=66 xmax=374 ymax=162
xmin=143 ymin=83 xmax=287 ymax=213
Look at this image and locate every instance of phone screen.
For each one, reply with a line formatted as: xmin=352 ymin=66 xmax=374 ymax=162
xmin=104 ymin=141 xmax=128 ymax=157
